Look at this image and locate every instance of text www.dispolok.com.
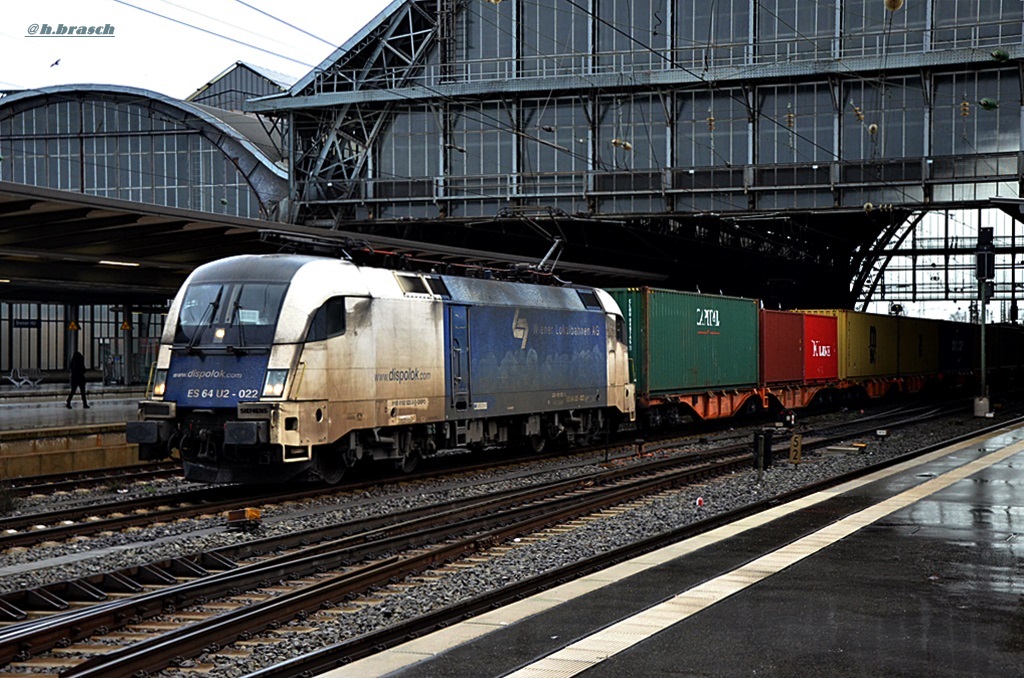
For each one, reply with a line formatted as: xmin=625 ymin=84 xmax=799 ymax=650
xmin=375 ymin=368 xmax=431 ymax=383
xmin=173 ymin=369 xmax=243 ymax=379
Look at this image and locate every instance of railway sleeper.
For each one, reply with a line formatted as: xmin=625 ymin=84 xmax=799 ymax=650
xmin=0 ymin=554 xmax=238 ymax=621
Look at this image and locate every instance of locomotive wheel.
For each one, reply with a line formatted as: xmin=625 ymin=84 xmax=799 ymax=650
xmin=395 ymin=451 xmax=420 ymax=474
xmin=314 ymin=452 xmax=347 ymax=484
xmin=529 ymin=434 xmax=546 ymax=454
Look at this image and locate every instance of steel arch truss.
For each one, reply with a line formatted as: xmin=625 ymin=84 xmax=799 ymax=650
xmin=854 ymin=207 xmax=1024 ymax=313
xmin=289 ymin=1 xmax=455 ymax=223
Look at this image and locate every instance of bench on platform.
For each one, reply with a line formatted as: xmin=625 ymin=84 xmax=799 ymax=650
xmin=3 ymin=368 xmax=44 ymax=388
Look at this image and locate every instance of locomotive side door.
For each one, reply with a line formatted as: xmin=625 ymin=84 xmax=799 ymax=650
xmin=449 ymin=305 xmax=471 ymax=412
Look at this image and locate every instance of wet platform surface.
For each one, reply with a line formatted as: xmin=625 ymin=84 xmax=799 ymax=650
xmin=327 ymin=423 xmax=1024 ymax=678
xmin=0 ymin=383 xmax=144 ymax=433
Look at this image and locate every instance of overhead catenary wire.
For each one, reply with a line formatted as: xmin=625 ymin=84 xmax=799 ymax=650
xmin=233 ymin=0 xmax=338 ymax=48
xmin=111 ymin=0 xmax=319 ymax=68
xmin=152 ymin=0 xmax=312 ymax=53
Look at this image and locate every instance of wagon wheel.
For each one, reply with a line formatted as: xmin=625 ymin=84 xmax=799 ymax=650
xmin=395 ymin=451 xmax=420 ymax=474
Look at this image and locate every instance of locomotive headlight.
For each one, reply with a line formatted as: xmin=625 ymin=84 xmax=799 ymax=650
xmin=262 ymin=369 xmax=288 ymax=397
xmin=152 ymin=369 xmax=168 ymax=398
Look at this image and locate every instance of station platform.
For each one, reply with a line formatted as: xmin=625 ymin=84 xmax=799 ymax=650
xmin=0 ymin=383 xmax=147 ymax=477
xmin=0 ymin=382 xmax=144 ymax=432
xmin=327 ymin=422 xmax=1024 ymax=677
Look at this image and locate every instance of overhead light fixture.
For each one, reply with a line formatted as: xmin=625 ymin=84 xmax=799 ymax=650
xmin=0 ymin=279 xmax=9 ymax=283
xmin=99 ymin=260 xmax=141 ymax=267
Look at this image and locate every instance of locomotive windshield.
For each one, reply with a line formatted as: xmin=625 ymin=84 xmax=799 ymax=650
xmin=173 ymin=280 xmax=287 ymax=350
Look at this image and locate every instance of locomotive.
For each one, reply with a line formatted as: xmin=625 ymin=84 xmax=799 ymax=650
xmin=126 ymin=254 xmax=636 ymax=483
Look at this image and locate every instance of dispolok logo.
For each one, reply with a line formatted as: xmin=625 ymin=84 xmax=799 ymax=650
xmin=811 ymin=340 xmax=833 ymax=357
xmin=374 ymin=368 xmax=432 ymax=383
xmin=512 ymin=309 xmax=529 ymax=349
xmin=173 ymin=369 xmax=243 ymax=379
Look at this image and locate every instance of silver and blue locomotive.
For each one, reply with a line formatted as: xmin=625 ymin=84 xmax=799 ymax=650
xmin=128 ymin=254 xmax=636 ymax=483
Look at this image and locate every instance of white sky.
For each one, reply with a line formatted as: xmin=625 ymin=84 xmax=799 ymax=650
xmin=0 ymin=0 xmax=395 ymax=99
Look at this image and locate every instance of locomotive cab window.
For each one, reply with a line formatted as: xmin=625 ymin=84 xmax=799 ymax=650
xmin=306 ymin=297 xmax=346 ymax=342
xmin=174 ymin=280 xmax=286 ymax=347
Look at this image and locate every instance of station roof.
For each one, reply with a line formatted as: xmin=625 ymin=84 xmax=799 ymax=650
xmin=0 ymin=84 xmax=288 ymax=177
xmin=0 ymin=182 xmax=659 ymax=308
xmin=0 ymin=182 xmax=277 ymax=306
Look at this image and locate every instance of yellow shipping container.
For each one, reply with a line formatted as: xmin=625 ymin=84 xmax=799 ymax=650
xmin=897 ymin=316 xmax=941 ymax=376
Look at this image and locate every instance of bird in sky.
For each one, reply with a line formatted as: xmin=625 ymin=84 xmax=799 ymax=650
xmin=50 ymin=59 xmax=60 ymax=67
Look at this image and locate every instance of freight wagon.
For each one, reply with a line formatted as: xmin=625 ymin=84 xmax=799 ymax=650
xmin=759 ymin=310 xmax=839 ymax=412
xmin=607 ymin=288 xmax=760 ymax=423
xmin=798 ymin=310 xmax=900 ymax=383
xmin=612 ymin=292 xmax=988 ymax=425
xmin=800 ymin=310 xmax=990 ymax=397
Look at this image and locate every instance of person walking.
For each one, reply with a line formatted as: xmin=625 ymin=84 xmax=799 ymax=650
xmin=67 ymin=349 xmax=89 ymax=409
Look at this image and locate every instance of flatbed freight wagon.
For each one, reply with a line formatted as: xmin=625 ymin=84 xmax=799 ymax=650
xmin=607 ymin=287 xmax=760 ymax=421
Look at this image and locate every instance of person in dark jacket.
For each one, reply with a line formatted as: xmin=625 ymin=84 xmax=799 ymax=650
xmin=67 ymin=350 xmax=89 ymax=409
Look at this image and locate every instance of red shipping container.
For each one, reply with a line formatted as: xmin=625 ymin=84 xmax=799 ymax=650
xmin=760 ymin=310 xmax=804 ymax=384
xmin=804 ymin=313 xmax=838 ymax=382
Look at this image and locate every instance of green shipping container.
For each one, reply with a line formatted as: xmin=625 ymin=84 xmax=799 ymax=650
xmin=607 ymin=287 xmax=759 ymax=396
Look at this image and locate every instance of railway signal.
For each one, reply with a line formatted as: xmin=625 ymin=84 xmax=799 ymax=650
xmin=975 ymin=227 xmax=993 ymax=417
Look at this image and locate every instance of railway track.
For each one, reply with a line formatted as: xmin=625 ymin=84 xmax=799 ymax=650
xmin=255 ymin=414 xmax=1024 ymax=678
xmin=0 ymin=446 xmax=753 ymax=673
xmin=2 ymin=462 xmax=181 ymax=499
xmin=0 ymin=441 xmax=642 ymax=551
xmin=0 ymin=403 xmax=990 ymax=675
xmin=0 ymin=403 xmax=949 ymax=551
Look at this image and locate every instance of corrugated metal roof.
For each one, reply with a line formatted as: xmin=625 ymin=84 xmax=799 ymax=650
xmin=186 ymin=61 xmax=297 ymax=111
